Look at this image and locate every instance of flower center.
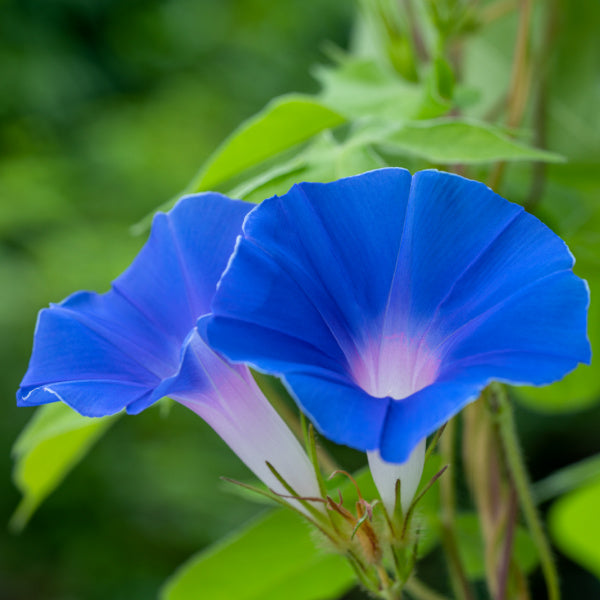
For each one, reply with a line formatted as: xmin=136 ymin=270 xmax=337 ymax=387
xmin=352 ymin=333 xmax=440 ymax=400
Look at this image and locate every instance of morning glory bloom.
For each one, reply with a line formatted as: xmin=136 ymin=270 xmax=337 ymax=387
xmin=206 ymin=168 xmax=591 ymax=509
xmin=17 ymin=194 xmax=321 ymax=504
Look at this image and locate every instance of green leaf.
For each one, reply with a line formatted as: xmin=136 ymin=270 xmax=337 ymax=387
xmin=11 ymin=403 xmax=117 ymax=531
xmin=190 ymin=94 xmax=345 ymax=192
xmin=550 ymin=476 xmax=600 ymax=580
xmin=160 ymin=509 xmax=355 ymax=600
xmin=380 ymin=118 xmax=564 ymax=164
xmin=454 ymin=513 xmax=539 ymax=579
xmin=315 ymin=58 xmax=423 ymax=120
xmin=230 ymin=131 xmax=388 ymax=204
xmin=162 ymin=467 xmax=388 ymax=600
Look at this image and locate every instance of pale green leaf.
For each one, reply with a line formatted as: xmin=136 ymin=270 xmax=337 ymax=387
xmin=189 ymin=94 xmax=345 ymax=192
xmin=160 ymin=509 xmax=355 ymax=600
xmin=11 ymin=403 xmax=117 ymax=531
xmin=381 ymin=119 xmax=564 ymax=164
xmin=231 ymin=131 xmax=388 ymax=204
xmin=162 ymin=467 xmax=384 ymax=600
xmin=550 ymin=476 xmax=600 ymax=580
xmin=315 ymin=58 xmax=423 ymax=120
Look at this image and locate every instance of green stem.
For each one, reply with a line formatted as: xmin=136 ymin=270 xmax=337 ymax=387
xmin=378 ymin=589 xmax=402 ymax=600
xmin=525 ymin=0 xmax=559 ymax=212
xmin=506 ymin=0 xmax=534 ymax=129
xmin=496 ymin=485 xmax=518 ymax=600
xmin=489 ymin=384 xmax=561 ymax=600
xmin=376 ymin=565 xmax=402 ymax=600
xmin=487 ymin=0 xmax=534 ymax=192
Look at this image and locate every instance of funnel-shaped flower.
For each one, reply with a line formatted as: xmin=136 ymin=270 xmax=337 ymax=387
xmin=207 ymin=168 xmax=591 ymax=473
xmin=17 ymin=194 xmax=320 ymax=502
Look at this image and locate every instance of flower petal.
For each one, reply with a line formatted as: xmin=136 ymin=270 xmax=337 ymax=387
xmin=18 ymin=194 xmax=252 ymax=416
xmin=114 ymin=193 xmax=252 ymax=342
xmin=22 ymin=292 xmax=162 ymax=387
xmin=381 ymin=170 xmax=523 ymax=340
xmin=210 ymin=237 xmax=349 ymax=370
xmin=210 ymin=168 xmax=413 ymax=370
xmin=421 ymin=208 xmax=578 ymax=345
xmin=441 ymin=270 xmax=591 ymax=366
xmin=17 ymin=193 xmax=321 ymax=505
xmin=380 ymin=373 xmax=484 ymax=463
xmin=380 ymin=352 xmax=586 ymax=464
xmin=284 ymin=371 xmax=390 ymax=449
xmin=18 ymin=381 xmax=151 ymax=417
xmin=208 ymin=168 xmax=591 ymax=459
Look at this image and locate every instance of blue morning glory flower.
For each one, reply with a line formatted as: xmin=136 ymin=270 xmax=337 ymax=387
xmin=17 ymin=194 xmax=320 ymax=502
xmin=206 ymin=168 xmax=591 ymax=469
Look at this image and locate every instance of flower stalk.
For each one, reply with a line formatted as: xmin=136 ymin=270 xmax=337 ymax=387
xmin=486 ymin=383 xmax=561 ymax=600
xmin=463 ymin=393 xmax=535 ymax=600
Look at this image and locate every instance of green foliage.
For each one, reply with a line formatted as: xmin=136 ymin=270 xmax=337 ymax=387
xmin=129 ymin=12 xmax=562 ymax=237
xmin=162 ymin=452 xmax=447 ymax=600
xmin=380 ymin=118 xmax=563 ymax=164
xmin=550 ymin=476 xmax=600 ymax=580
xmin=161 ymin=508 xmax=354 ymax=600
xmin=195 ymin=45 xmax=560 ymax=206
xmin=10 ymin=403 xmax=117 ymax=531
xmin=314 ymin=58 xmax=423 ymax=119
xmin=230 ymin=131 xmax=387 ymax=203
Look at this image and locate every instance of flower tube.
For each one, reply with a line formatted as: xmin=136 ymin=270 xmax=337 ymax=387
xmin=206 ymin=168 xmax=591 ymax=510
xmin=17 ymin=194 xmax=320 ymax=505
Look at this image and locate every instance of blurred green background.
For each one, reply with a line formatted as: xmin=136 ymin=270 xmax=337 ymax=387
xmin=1 ymin=1 xmax=599 ymax=598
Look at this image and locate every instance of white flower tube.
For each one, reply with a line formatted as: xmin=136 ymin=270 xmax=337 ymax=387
xmin=159 ymin=329 xmax=322 ymax=512
xmin=367 ymin=438 xmax=426 ymax=515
